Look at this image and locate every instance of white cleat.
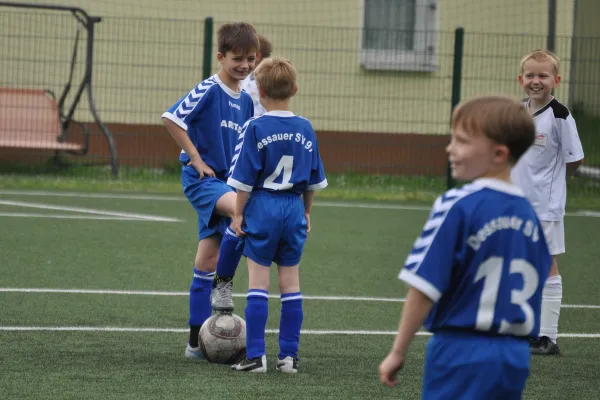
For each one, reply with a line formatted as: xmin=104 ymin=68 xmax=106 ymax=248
xmin=276 ymin=356 xmax=299 ymax=373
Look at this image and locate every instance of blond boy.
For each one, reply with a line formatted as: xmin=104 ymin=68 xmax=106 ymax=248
xmin=512 ymin=49 xmax=585 ymax=355
xmin=379 ymin=95 xmax=551 ymax=398
xmin=228 ymin=57 xmax=327 ymax=373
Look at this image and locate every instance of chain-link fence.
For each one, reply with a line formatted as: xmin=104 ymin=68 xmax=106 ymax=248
xmin=1 ymin=5 xmax=599 ymax=199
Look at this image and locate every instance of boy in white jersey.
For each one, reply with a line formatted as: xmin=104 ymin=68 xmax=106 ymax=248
xmin=379 ymin=95 xmax=551 ymax=398
xmin=241 ymin=35 xmax=272 ymax=117
xmin=511 ymin=49 xmax=585 ymax=355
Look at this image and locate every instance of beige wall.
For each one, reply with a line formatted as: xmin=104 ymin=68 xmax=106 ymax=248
xmin=1 ymin=0 xmax=576 ymax=133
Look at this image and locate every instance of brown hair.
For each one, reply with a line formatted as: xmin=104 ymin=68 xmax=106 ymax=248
xmin=520 ymin=49 xmax=560 ymax=75
xmin=254 ymin=57 xmax=297 ymax=100
xmin=258 ymin=35 xmax=273 ymax=58
xmin=217 ymin=22 xmax=259 ymax=55
xmin=452 ymin=95 xmax=535 ymax=164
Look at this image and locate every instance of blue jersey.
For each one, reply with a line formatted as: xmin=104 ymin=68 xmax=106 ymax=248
xmin=161 ymin=75 xmax=254 ymax=180
xmin=399 ymin=178 xmax=552 ymax=338
xmin=227 ymin=111 xmax=328 ymax=194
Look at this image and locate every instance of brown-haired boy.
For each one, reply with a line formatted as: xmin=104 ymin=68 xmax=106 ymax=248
xmin=512 ymin=49 xmax=585 ymax=355
xmin=161 ymin=22 xmax=259 ymax=360
xmin=379 ymin=95 xmax=551 ymax=398
xmin=241 ymin=34 xmax=274 ymax=116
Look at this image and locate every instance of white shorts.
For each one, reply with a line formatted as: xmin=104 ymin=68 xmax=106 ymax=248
xmin=541 ymin=220 xmax=565 ymax=256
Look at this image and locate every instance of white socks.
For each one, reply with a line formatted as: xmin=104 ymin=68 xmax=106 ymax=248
xmin=539 ymin=275 xmax=562 ymax=343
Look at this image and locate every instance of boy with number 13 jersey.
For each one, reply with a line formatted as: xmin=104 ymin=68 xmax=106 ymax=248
xmin=379 ymin=96 xmax=552 ymax=399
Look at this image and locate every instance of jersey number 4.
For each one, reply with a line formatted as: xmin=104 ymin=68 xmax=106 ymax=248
xmin=474 ymin=257 xmax=539 ymax=336
xmin=264 ymin=155 xmax=294 ymax=190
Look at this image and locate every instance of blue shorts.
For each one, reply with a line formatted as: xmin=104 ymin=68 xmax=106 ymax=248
xmin=242 ymin=191 xmax=307 ymax=267
xmin=181 ymin=165 xmax=232 ymax=241
xmin=423 ymin=331 xmax=530 ymax=400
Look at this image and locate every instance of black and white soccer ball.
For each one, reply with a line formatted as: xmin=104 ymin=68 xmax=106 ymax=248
xmin=199 ymin=313 xmax=247 ymax=364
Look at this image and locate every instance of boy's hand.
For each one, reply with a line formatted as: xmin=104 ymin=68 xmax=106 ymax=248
xmin=378 ymin=351 xmax=405 ymax=388
xmin=231 ymin=215 xmax=245 ymax=237
xmin=190 ymin=158 xmax=215 ymax=179
xmin=305 ymin=213 xmax=311 ymax=233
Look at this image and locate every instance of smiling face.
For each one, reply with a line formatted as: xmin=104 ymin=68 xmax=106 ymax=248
xmin=446 ymin=125 xmax=509 ymax=182
xmin=217 ymin=50 xmax=257 ymax=86
xmin=519 ymin=58 xmax=560 ymax=106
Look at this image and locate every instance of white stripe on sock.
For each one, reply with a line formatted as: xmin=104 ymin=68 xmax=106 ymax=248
xmin=281 ymin=295 xmax=303 ymax=302
xmin=193 ymin=273 xmax=215 ymax=280
xmin=247 ymin=291 xmax=269 ymax=299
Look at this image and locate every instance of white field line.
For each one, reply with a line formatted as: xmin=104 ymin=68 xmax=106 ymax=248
xmin=1 ymin=287 xmax=599 ymax=309
xmin=0 ymin=189 xmax=598 ymax=217
xmin=0 ymin=190 xmax=185 ymax=201
xmin=0 ymin=200 xmax=181 ymax=222
xmin=0 ymin=326 xmax=598 ymax=338
xmin=0 ymin=213 xmax=145 ymax=221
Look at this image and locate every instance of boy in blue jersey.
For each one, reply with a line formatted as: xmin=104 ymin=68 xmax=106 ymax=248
xmin=227 ymin=57 xmax=327 ymax=373
xmin=160 ymin=22 xmax=259 ymax=360
xmin=379 ymin=95 xmax=552 ymax=399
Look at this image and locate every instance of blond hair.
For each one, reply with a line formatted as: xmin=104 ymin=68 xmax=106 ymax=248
xmin=520 ymin=49 xmax=560 ymax=75
xmin=254 ymin=57 xmax=297 ymax=100
xmin=452 ymin=95 xmax=535 ymax=164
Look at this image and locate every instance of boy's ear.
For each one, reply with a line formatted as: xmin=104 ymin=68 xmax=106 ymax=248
xmin=216 ymin=52 xmax=224 ymax=62
xmin=292 ymin=83 xmax=299 ymax=97
xmin=495 ymin=144 xmax=510 ymax=164
xmin=554 ymin=74 xmax=562 ymax=87
xmin=257 ymin=83 xmax=266 ymax=98
xmin=518 ymin=74 xmax=525 ymax=86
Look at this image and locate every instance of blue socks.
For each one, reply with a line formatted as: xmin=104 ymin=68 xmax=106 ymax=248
xmin=244 ymin=290 xmax=304 ymax=360
xmin=245 ymin=289 xmax=269 ymax=359
xmin=188 ymin=268 xmax=214 ymax=347
xmin=279 ymin=292 xmax=303 ymax=359
xmin=214 ymin=227 xmax=244 ymax=286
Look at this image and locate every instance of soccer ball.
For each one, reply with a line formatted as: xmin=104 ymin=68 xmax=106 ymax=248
xmin=199 ymin=313 xmax=247 ymax=364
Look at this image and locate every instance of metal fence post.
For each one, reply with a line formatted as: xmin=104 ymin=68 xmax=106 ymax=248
xmin=203 ymin=17 xmax=213 ymax=80
xmin=447 ymin=27 xmax=464 ymax=190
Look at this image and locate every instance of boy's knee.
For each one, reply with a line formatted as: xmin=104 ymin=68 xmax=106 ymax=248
xmin=215 ymin=191 xmax=236 ymax=218
xmin=278 ymin=265 xmax=300 ymax=293
xmin=194 ymin=251 xmax=219 ymax=272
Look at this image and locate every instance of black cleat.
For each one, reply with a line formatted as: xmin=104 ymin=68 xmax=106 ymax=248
xmin=231 ymin=355 xmax=267 ymax=373
xmin=530 ymin=336 xmax=560 ymax=355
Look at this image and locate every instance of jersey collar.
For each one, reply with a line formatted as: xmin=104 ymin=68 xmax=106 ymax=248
xmin=263 ymin=111 xmax=295 ymax=117
xmin=213 ymin=74 xmax=242 ymax=99
xmin=525 ymin=97 xmax=554 ymax=118
xmin=474 ymin=178 xmax=525 ymax=197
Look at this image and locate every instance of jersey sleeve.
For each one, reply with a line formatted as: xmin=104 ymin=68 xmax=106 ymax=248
xmin=399 ymin=194 xmax=464 ymax=302
xmin=558 ymin=115 xmax=584 ymax=163
xmin=227 ymin=121 xmax=263 ymax=192
xmin=161 ymin=83 xmax=214 ymax=131
xmin=307 ymin=140 xmax=328 ymax=191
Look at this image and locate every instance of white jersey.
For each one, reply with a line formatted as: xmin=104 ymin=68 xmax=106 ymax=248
xmin=511 ymin=98 xmax=584 ymax=221
xmin=241 ymin=73 xmax=266 ymax=117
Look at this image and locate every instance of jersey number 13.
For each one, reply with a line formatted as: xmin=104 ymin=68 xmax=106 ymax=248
xmin=474 ymin=257 xmax=539 ymax=336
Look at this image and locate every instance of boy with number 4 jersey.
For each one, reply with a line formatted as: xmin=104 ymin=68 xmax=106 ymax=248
xmin=228 ymin=57 xmax=327 ymax=373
